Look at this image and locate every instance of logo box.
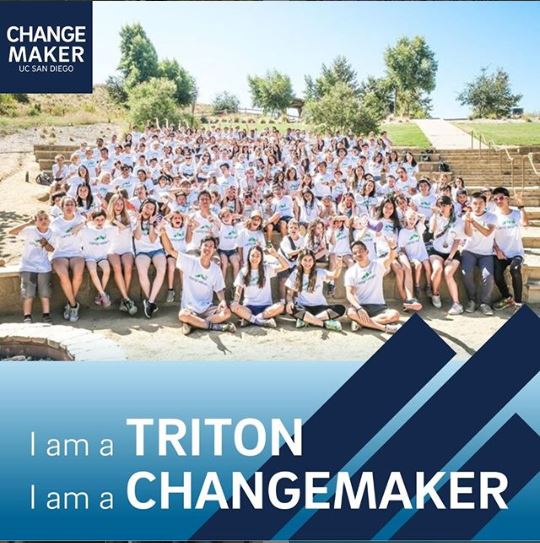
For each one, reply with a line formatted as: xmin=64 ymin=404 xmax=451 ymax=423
xmin=0 ymin=1 xmax=92 ymax=93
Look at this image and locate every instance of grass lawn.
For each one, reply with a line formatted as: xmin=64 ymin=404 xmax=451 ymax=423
xmin=381 ymin=122 xmax=431 ymax=148
xmin=454 ymin=122 xmax=540 ymax=146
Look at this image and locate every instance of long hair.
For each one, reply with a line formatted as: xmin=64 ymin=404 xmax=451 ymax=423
xmin=77 ymin=165 xmax=90 ymax=184
xmin=294 ymin=249 xmax=317 ymax=293
xmin=107 ymin=193 xmax=130 ymax=226
xmin=434 ymin=195 xmax=457 ymax=239
xmin=244 ymin=246 xmax=266 ymax=289
xmin=76 ymin=183 xmax=94 ymax=209
xmin=375 ymin=196 xmax=400 ymax=230
xmin=306 ymin=219 xmax=324 ymax=250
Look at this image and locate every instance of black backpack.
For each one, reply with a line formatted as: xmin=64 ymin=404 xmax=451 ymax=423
xmin=35 ymin=172 xmax=53 ymax=185
xmin=439 ymin=162 xmax=450 ymax=172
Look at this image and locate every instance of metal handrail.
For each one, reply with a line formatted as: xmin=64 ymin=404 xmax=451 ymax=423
xmin=527 ymin=153 xmax=540 ymax=177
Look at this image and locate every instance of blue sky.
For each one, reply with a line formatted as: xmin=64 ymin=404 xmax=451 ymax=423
xmin=93 ymin=1 xmax=540 ymax=118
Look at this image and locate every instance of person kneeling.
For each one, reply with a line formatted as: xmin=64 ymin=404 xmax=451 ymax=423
xmin=284 ymin=249 xmax=345 ymax=332
xmin=345 ymin=240 xmax=401 ymax=335
xmin=231 ymin=245 xmax=289 ymax=328
xmin=160 ymin=232 xmax=235 ymax=335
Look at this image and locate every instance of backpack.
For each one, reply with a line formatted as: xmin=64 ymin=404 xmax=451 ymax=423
xmin=35 ymin=172 xmax=53 ymax=185
xmin=439 ymin=162 xmax=450 ymax=172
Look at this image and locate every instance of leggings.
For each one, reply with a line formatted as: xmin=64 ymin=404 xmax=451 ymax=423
xmin=293 ymin=303 xmax=345 ymax=320
xmin=494 ymin=256 xmax=523 ymax=303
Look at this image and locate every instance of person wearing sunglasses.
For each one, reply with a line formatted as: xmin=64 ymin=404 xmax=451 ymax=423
xmin=492 ymin=187 xmax=528 ymax=310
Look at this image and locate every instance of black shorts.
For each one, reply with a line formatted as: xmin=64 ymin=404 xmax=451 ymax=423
xmin=293 ymin=303 xmax=345 ymax=318
xmin=358 ymin=303 xmax=388 ymax=318
xmin=246 ymin=304 xmax=272 ymax=315
xmin=428 ymin=248 xmax=462 ymax=262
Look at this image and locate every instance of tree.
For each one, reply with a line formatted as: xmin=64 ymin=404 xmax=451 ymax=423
xmin=358 ymin=76 xmax=394 ymax=120
xmin=212 ymin=91 xmax=240 ymax=114
xmin=458 ymin=67 xmax=522 ymax=119
xmin=304 ymin=82 xmax=379 ymax=135
xmin=118 ymin=23 xmax=159 ymax=90
xmin=105 ymin=75 xmax=128 ymax=104
xmin=305 ymin=56 xmax=360 ymax=100
xmin=127 ymin=77 xmax=178 ymax=129
xmin=158 ymin=59 xmax=197 ymax=107
xmin=384 ymin=36 xmax=438 ymax=117
xmin=247 ymin=70 xmax=294 ymax=115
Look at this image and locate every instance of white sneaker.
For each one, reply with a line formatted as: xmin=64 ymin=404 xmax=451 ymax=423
xmin=166 ymin=289 xmax=175 ymax=304
xmin=351 ymin=321 xmax=360 ymax=332
xmin=182 ymin=323 xmax=192 ymax=335
xmin=63 ymin=303 xmax=71 ymax=320
xmin=448 ymin=303 xmax=464 ymax=315
xmin=432 ymin=294 xmax=442 ymax=309
xmin=69 ymin=303 xmax=80 ymax=322
xmin=100 ymin=292 xmax=112 ymax=308
xmin=263 ymin=318 xmax=277 ymax=328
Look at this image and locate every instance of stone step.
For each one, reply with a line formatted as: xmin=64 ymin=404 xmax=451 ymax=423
xmin=525 ymin=280 xmax=540 ymax=303
xmin=524 ymin=249 xmax=540 ymax=280
xmin=523 ymin=226 xmax=540 ymax=248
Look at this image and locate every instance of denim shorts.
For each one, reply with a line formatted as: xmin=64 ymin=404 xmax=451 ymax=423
xmin=136 ymin=248 xmax=165 ymax=259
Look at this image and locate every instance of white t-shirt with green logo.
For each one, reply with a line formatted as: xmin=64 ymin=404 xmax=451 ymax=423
xmin=234 ymin=263 xmax=278 ymax=306
xmin=177 ymin=253 xmax=225 ymax=313
xmin=462 ymin=212 xmax=497 ymax=256
xmin=285 ymin=268 xmax=331 ymax=307
xmin=50 ymin=215 xmax=84 ymax=259
xmin=494 ymin=209 xmax=524 ymax=258
xmin=344 ymin=259 xmax=386 ymax=305
xmin=80 ymin=225 xmax=115 ymax=261
xmin=412 ymin=193 xmax=437 ymax=220
xmin=236 ymin=228 xmax=265 ymax=264
xmin=398 ymin=223 xmax=429 ymax=261
xmin=19 ymin=226 xmax=54 ymax=273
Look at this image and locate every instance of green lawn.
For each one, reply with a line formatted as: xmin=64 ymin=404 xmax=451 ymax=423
xmin=454 ymin=122 xmax=540 ymax=146
xmin=381 ymin=122 xmax=431 ymax=148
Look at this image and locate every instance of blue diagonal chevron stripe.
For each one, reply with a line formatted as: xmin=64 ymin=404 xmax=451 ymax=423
xmin=292 ymin=306 xmax=540 ymax=540
xmin=191 ymin=314 xmax=455 ymax=540
xmin=392 ymin=414 xmax=540 ymax=540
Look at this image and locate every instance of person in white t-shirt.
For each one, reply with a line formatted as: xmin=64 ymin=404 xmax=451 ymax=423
xmin=461 ymin=192 xmax=497 ymax=315
xmin=411 ymin=178 xmax=437 ymax=222
xmin=50 ymin=196 xmax=86 ymax=322
xmin=492 ymin=187 xmax=528 ymax=309
xmin=8 ymin=211 xmax=55 ymax=324
xmin=160 ymin=234 xmax=236 ymax=335
xmin=231 ymin=245 xmax=289 ymax=328
xmin=345 ymin=240 xmax=401 ymax=334
xmin=80 ymin=209 xmax=115 ymax=308
xmin=284 ymin=249 xmax=344 ymax=332
xmin=163 ymin=210 xmax=189 ymax=304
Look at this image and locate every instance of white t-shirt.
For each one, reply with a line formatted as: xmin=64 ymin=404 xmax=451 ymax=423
xmin=462 ymin=212 xmax=497 ymax=256
xmin=285 ymin=268 xmax=331 ymax=307
xmin=329 ymin=226 xmax=351 ymax=256
xmin=431 ymin=216 xmax=466 ymax=254
xmin=279 ymin=235 xmax=306 ymax=268
xmin=133 ymin=220 xmax=163 ymax=254
xmin=66 ymin=176 xmax=86 ymax=197
xmin=165 ymin=223 xmax=187 ymax=254
xmin=80 ymin=225 xmax=115 ymax=261
xmin=273 ymin=195 xmax=294 ymax=218
xmin=50 ymin=215 xmax=84 ymax=259
xmin=236 ymin=228 xmax=265 ymax=264
xmin=234 ymin=262 xmax=278 ymax=306
xmin=398 ymin=223 xmax=429 ymax=262
xmin=187 ymin=211 xmax=219 ymax=252
xmin=298 ymin=200 xmax=320 ymax=224
xmin=177 ymin=253 xmax=225 ymax=313
xmin=218 ymin=223 xmax=239 ymax=251
xmin=109 ymin=218 xmax=135 ymax=255
xmin=412 ymin=193 xmax=437 ymax=220
xmin=19 ymin=226 xmax=54 ymax=273
xmin=113 ymin=175 xmax=138 ymax=198
xmin=375 ymin=218 xmax=398 ymax=257
xmin=345 ymin=259 xmax=387 ymax=305
xmin=494 ymin=209 xmax=524 ymax=258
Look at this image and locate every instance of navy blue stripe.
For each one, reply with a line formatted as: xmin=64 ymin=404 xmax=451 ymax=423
xmin=393 ymin=414 xmax=540 ymax=540
xmin=192 ymin=314 xmax=455 ymax=539
xmin=293 ymin=306 xmax=540 ymax=539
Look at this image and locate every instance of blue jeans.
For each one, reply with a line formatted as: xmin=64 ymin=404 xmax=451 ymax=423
xmin=461 ymin=250 xmax=494 ymax=305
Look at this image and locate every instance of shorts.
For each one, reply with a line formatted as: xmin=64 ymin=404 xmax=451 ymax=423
xmin=293 ymin=303 xmax=346 ymax=319
xmin=183 ymin=305 xmax=219 ymax=319
xmin=136 ymin=248 xmax=165 ymax=259
xmin=428 ymin=248 xmax=462 ymax=262
xmin=20 ymin=271 xmax=51 ymax=299
xmin=85 ymin=257 xmax=109 ymax=264
xmin=357 ymin=303 xmax=388 ymax=318
xmin=218 ymin=249 xmax=237 ymax=258
xmin=279 ymin=216 xmax=294 ymax=224
xmin=246 ymin=304 xmax=272 ymax=315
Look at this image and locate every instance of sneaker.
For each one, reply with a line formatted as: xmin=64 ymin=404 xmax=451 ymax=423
xmin=296 ymin=318 xmax=307 ymax=329
xmin=222 ymin=322 xmax=237 ymax=333
xmin=448 ymin=303 xmax=464 ymax=316
xmin=119 ymin=299 xmax=129 ymax=313
xmin=238 ymin=319 xmax=249 ymax=328
xmin=327 ymin=283 xmax=336 ymax=297
xmin=432 ymin=294 xmax=442 ymax=309
xmin=351 ymin=321 xmax=361 ymax=332
xmin=324 ymin=319 xmax=342 ymax=332
xmin=94 ymin=294 xmax=102 ymax=306
xmin=42 ymin=314 xmax=53 ymax=324
xmin=143 ymin=301 xmax=158 ymax=319
xmin=69 ymin=303 xmax=80 ymax=323
xmin=414 ymin=285 xmax=421 ymax=299
xmin=266 ymin=240 xmax=273 ymax=249
xmin=100 ymin=292 xmax=112 ymax=308
xmin=465 ymin=300 xmax=476 ymax=313
xmin=263 ymin=318 xmax=277 ymax=329
xmin=126 ymin=299 xmax=138 ymax=316
xmin=385 ymin=323 xmax=402 ymax=334
xmin=494 ymin=297 xmax=514 ymax=310
xmin=425 ymin=285 xmax=433 ymax=298
xmin=63 ymin=303 xmax=71 ymax=321
xmin=480 ymin=303 xmax=494 ymax=316
xmin=23 ymin=315 xmax=32 ymax=324
xmin=182 ymin=323 xmax=192 ymax=335
xmin=166 ymin=289 xmax=175 ymax=304
xmin=403 ymin=298 xmax=422 ymax=312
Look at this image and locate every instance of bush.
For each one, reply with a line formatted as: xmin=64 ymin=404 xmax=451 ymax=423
xmin=200 ymin=115 xmax=208 ymax=124
xmin=0 ymin=94 xmax=16 ymax=116
xmin=212 ymin=91 xmax=240 ymax=115
xmin=28 ymin=103 xmax=41 ymax=116
xmin=12 ymin=93 xmax=30 ymax=104
xmin=127 ymin=77 xmax=178 ymax=129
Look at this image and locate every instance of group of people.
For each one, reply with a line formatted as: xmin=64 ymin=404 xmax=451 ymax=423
xmin=10 ymin=125 xmax=528 ymax=335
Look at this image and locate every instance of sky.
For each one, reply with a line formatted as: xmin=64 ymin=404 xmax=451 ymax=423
xmin=93 ymin=1 xmax=540 ymax=118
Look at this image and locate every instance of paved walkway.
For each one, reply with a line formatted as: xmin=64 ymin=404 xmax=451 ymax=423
xmin=415 ymin=118 xmax=480 ymax=149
